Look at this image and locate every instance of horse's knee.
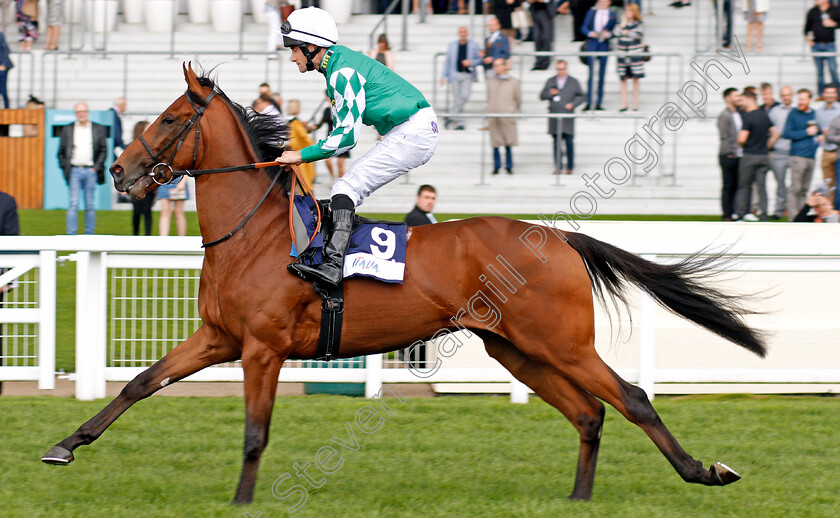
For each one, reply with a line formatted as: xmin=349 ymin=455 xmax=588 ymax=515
xmin=576 ymin=403 xmax=605 ymax=442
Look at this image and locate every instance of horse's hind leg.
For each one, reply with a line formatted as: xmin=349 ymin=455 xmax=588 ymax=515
xmin=233 ymin=342 xmax=282 ymax=505
xmin=557 ymin=352 xmax=740 ymax=487
xmin=42 ymin=325 xmax=240 ymax=464
xmin=480 ymin=332 xmax=606 ymax=501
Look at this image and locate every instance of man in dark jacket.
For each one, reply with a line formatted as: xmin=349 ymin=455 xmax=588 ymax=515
xmin=404 ymin=185 xmax=438 ymax=226
xmin=540 ymin=59 xmax=586 ymax=175
xmin=58 ymin=102 xmax=108 ymax=235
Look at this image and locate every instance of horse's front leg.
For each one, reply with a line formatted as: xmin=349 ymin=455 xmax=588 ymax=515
xmin=42 ymin=325 xmax=240 ymax=464
xmin=233 ymin=340 xmax=283 ymax=504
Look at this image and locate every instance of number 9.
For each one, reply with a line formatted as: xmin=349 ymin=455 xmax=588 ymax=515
xmin=370 ymin=229 xmax=396 ymax=260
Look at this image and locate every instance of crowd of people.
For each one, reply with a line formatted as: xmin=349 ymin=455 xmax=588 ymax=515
xmin=718 ymin=81 xmax=840 ymax=223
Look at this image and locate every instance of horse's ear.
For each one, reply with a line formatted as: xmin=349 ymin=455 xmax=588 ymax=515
xmin=183 ymin=61 xmax=202 ymax=94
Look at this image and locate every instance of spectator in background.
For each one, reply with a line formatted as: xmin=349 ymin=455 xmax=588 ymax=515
xmin=265 ymin=0 xmax=282 ymax=55
xmin=613 ymin=3 xmax=645 ymax=112
xmin=718 ymin=87 xmax=743 ymax=221
xmin=0 ymin=188 xmax=18 ymax=394
xmin=805 ymin=0 xmax=840 ymax=95
xmin=743 ymin=0 xmax=768 ymax=52
xmin=759 ymin=82 xmax=779 ymax=112
xmin=557 ymin=0 xmax=596 ymax=42
xmin=440 ymin=26 xmax=480 ymax=130
xmin=157 ymin=177 xmax=188 ymax=236
xmin=128 ymin=121 xmax=157 ymax=236
xmin=311 ymin=91 xmax=351 ymax=184
xmin=285 ymin=99 xmax=316 ymax=187
xmin=480 ymin=17 xmax=510 ymax=79
xmin=109 ymin=97 xmax=126 ymax=158
xmin=43 ymin=0 xmax=62 ymax=51
xmin=258 ymin=82 xmax=282 ymax=115
xmin=816 ymin=83 xmax=840 ymax=188
xmin=492 ymin=0 xmax=521 ymax=47
xmin=768 ymin=85 xmax=794 ymax=219
xmin=0 ymin=190 xmax=18 ymax=236
xmin=368 ymin=34 xmax=395 ymax=70
xmin=530 ymin=0 xmax=555 ymax=70
xmin=735 ymin=89 xmax=778 ymax=221
xmin=487 ymin=58 xmax=521 ymax=175
xmin=540 ymin=59 xmax=586 ymax=175
xmin=582 ymin=0 xmax=616 ymax=111
xmin=58 ymin=102 xmax=107 ymax=235
xmin=0 ymin=30 xmax=12 ymax=108
xmin=783 ymin=88 xmax=821 ymax=219
xmin=793 ymin=184 xmax=839 ymax=221
xmin=404 ymin=184 xmax=438 ymax=226
xmin=15 ymin=0 xmax=38 ymax=51
xmin=253 ymin=93 xmax=282 ymax=121
xmin=716 ymin=0 xmax=734 ymax=49
xmin=825 ymin=109 xmax=840 ymax=206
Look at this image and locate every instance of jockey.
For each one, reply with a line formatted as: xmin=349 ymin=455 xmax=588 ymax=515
xmin=276 ymin=7 xmax=439 ymax=286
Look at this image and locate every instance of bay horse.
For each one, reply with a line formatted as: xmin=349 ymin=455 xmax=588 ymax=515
xmin=42 ymin=65 xmax=765 ymax=504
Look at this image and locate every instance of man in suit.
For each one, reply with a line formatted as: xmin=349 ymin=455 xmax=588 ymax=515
xmin=581 ymin=0 xmax=616 ymax=110
xmin=540 ymin=59 xmax=586 ymax=175
xmin=530 ymin=0 xmax=557 ymax=70
xmin=404 ymin=184 xmax=438 ymax=226
xmin=58 ymin=102 xmax=108 ymax=235
xmin=480 ymin=17 xmax=511 ymax=79
xmin=440 ymin=26 xmax=481 ymax=130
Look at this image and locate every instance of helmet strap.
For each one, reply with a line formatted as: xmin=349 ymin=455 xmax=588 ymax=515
xmin=300 ymin=44 xmax=322 ymax=72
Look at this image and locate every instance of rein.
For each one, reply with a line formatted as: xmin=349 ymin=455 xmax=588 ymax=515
xmin=138 ymin=87 xmax=321 ymax=249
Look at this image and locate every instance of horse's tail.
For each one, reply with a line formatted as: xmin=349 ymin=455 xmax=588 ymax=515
xmin=564 ymin=231 xmax=766 ymax=357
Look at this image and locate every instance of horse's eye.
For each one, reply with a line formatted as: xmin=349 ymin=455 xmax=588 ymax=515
xmin=161 ymin=117 xmax=175 ymax=125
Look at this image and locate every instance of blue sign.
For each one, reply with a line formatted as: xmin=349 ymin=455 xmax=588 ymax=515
xmin=43 ymin=109 xmax=115 ymax=210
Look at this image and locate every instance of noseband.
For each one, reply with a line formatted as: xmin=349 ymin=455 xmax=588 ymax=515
xmin=139 ymin=89 xmax=217 ymax=185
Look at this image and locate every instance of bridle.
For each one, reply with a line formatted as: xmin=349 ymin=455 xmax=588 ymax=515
xmin=134 ymin=87 xmax=321 ymax=249
xmin=139 ymin=88 xmax=217 ymax=185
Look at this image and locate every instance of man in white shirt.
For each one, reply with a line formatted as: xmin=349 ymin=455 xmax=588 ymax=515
xmin=58 ymin=102 xmax=108 ymax=234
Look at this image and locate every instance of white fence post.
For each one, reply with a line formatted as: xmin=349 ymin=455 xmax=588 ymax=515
xmin=75 ymin=251 xmax=107 ymax=400
xmin=38 ymin=250 xmax=56 ymax=390
xmin=510 ymin=377 xmax=529 ymax=404
xmin=638 ymin=254 xmax=657 ymax=401
xmin=365 ymin=353 xmax=383 ymax=398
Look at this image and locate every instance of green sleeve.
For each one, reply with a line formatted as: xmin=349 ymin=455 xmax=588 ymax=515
xmin=301 ymin=67 xmax=366 ymax=162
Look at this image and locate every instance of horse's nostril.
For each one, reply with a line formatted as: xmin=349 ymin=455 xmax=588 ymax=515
xmin=111 ymin=164 xmax=123 ymax=176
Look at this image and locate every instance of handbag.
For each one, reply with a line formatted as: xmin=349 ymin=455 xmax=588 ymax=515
xmin=642 ymin=44 xmax=652 ymax=63
xmin=579 ymin=42 xmax=589 ymax=66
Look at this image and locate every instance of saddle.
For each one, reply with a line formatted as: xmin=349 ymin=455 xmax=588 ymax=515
xmin=288 ymin=195 xmax=408 ymax=362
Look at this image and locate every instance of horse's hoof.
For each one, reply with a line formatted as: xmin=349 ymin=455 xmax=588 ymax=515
xmin=711 ymin=462 xmax=740 ymax=485
xmin=41 ymin=445 xmax=74 ymax=465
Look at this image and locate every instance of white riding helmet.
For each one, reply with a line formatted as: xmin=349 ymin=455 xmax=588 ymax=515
xmin=281 ymin=7 xmax=339 ymax=49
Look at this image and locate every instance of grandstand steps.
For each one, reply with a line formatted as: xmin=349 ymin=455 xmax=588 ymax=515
xmin=7 ymin=0 xmax=814 ymax=214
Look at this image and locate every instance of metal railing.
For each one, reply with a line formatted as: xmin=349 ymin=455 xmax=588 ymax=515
xmin=433 ymin=50 xmax=684 ymax=111
xmin=39 ymin=50 xmax=284 ymax=110
xmin=4 ymin=51 xmax=36 ymax=109
xmin=432 ymin=111 xmax=677 ymax=186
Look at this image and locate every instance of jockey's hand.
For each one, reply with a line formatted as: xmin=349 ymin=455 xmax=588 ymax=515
xmin=276 ymin=150 xmax=303 ymax=165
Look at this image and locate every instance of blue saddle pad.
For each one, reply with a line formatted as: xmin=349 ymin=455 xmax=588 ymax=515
xmin=291 ymin=195 xmax=407 ymax=284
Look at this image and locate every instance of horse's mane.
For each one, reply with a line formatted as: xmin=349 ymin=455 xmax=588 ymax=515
xmin=189 ymin=73 xmax=289 ymax=180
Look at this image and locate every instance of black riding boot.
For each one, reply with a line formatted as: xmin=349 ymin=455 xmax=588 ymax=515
xmin=288 ymin=208 xmax=354 ymax=286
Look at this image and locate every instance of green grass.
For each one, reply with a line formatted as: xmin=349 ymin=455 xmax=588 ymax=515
xmin=12 ymin=210 xmax=723 ymax=372
xmin=1 ymin=394 xmax=838 ymax=517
